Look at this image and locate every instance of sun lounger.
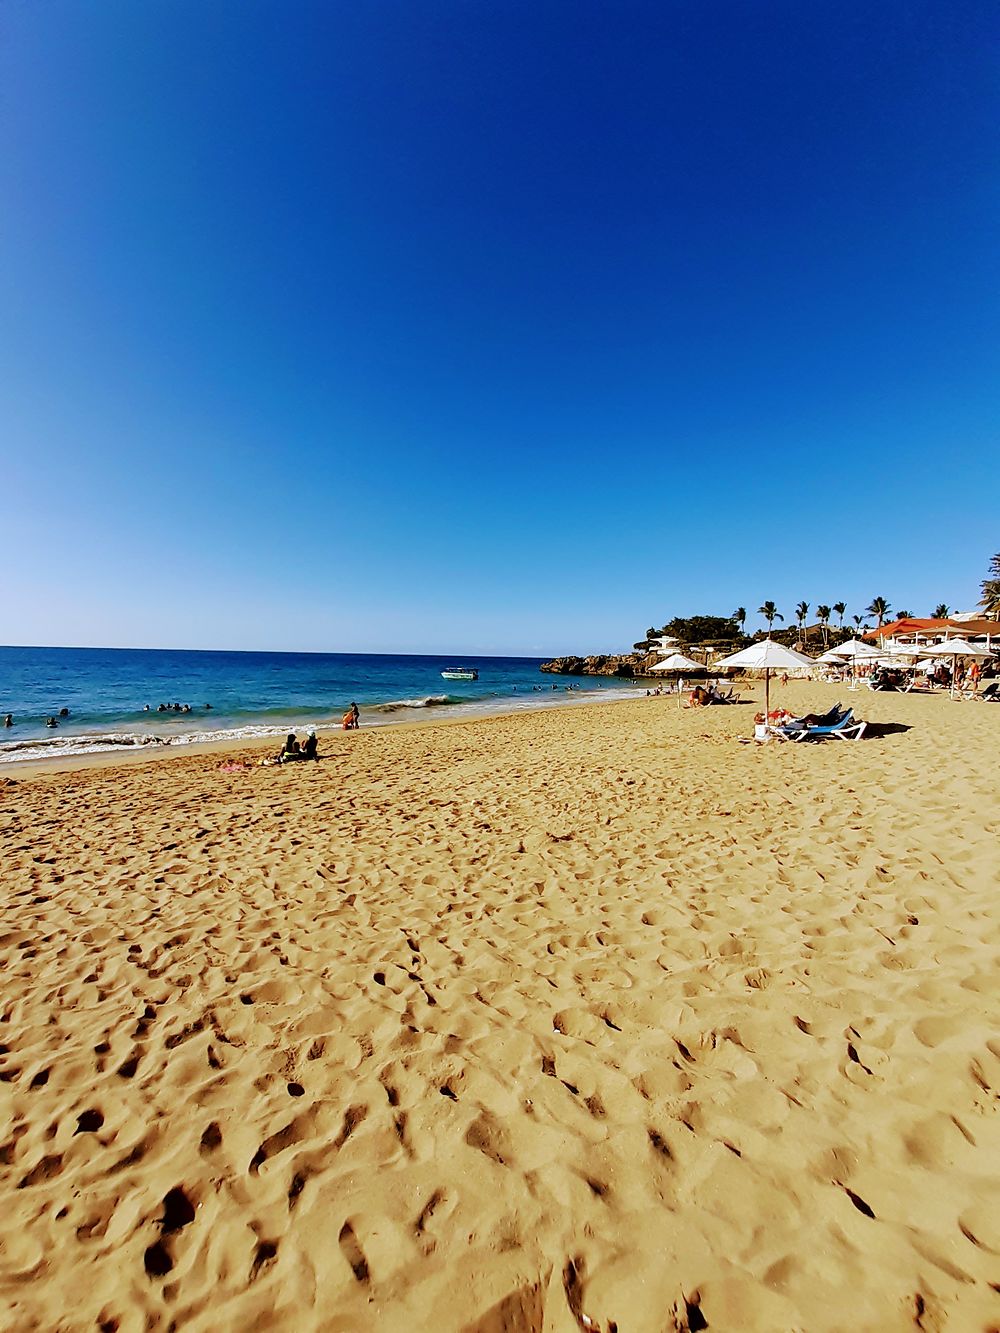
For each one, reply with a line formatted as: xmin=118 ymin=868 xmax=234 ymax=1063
xmin=772 ymin=708 xmax=866 ymax=742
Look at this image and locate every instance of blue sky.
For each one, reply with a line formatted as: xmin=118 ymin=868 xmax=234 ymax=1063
xmin=2 ymin=1 xmax=996 ymax=654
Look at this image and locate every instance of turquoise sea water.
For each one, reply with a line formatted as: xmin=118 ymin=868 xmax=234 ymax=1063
xmin=0 ymin=647 xmax=640 ymax=764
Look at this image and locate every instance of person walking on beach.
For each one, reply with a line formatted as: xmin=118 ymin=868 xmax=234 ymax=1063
xmin=342 ymin=702 xmax=360 ymax=730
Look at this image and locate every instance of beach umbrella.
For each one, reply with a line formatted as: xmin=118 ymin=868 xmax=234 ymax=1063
xmin=916 ymin=637 xmax=992 ymax=659
xmin=828 ymin=639 xmax=880 ymax=660
xmin=879 ymin=643 xmax=925 ymax=658
xmin=915 ymin=638 xmax=993 ymax=697
xmin=649 ymin=652 xmax=702 ymax=673
xmin=818 ymin=647 xmax=848 ymax=663
xmin=713 ymin=640 xmax=815 ymax=728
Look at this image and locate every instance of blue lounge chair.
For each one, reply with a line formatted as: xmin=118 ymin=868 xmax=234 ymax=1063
xmin=773 ymin=707 xmax=866 ymax=742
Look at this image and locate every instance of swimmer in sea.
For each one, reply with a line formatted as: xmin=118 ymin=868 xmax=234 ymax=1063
xmin=3 ymin=713 xmax=12 ymax=727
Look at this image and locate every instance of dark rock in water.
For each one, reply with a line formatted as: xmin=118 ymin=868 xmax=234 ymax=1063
xmin=540 ymin=652 xmax=651 ymax=678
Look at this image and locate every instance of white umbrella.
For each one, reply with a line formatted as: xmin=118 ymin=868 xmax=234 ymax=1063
xmin=818 ymin=647 xmax=848 ymax=663
xmin=827 ymin=638 xmax=880 ymax=660
xmin=916 ymin=637 xmax=991 ymax=659
xmin=714 ymin=640 xmax=815 ymax=726
xmin=649 ymin=652 xmax=702 ymax=673
xmin=878 ymin=642 xmax=925 ymax=658
xmin=915 ymin=638 xmax=993 ymax=697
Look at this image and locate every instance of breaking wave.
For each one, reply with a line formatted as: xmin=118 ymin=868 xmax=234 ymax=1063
xmin=0 ymin=724 xmax=292 ymax=766
xmin=372 ymin=694 xmax=463 ymax=713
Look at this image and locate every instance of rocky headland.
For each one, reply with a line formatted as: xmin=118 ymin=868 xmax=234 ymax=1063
xmin=540 ymin=652 xmax=659 ymax=677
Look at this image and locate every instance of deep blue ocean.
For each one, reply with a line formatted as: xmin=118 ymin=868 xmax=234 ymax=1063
xmin=0 ymin=647 xmax=640 ymax=764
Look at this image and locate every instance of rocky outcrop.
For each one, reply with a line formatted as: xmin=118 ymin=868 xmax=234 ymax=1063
xmin=540 ymin=653 xmax=654 ymax=678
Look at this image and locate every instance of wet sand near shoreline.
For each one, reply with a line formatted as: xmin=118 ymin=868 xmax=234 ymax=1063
xmin=1 ymin=684 xmax=998 ymax=1330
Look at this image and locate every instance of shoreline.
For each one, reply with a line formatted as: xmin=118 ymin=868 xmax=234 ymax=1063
xmin=0 ymin=683 xmax=656 ymax=779
xmin=0 ymin=682 xmax=651 ymax=777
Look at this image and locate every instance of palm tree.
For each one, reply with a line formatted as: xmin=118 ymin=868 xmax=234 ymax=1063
xmin=816 ymin=604 xmax=832 ymax=647
xmin=852 ymin=614 xmax=864 ymax=633
xmin=980 ymin=554 xmax=1000 ymax=617
xmin=833 ymin=601 xmax=846 ymax=630
xmin=733 ymin=607 xmax=746 ymax=636
xmin=758 ymin=601 xmax=783 ymax=636
xmin=795 ymin=601 xmax=809 ymax=644
xmin=932 ymin=604 xmax=950 ymax=619
xmin=866 ymin=596 xmax=891 ymax=630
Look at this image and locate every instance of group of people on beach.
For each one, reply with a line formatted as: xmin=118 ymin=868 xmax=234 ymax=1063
xmin=277 ymin=730 xmax=319 ymax=762
xmin=271 ymin=702 xmax=360 ymax=764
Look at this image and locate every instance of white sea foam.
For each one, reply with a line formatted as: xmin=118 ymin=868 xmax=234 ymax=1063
xmin=0 ymin=685 xmax=645 ymax=766
xmin=0 ymin=724 xmax=292 ymax=766
xmin=373 ymin=694 xmax=456 ymax=712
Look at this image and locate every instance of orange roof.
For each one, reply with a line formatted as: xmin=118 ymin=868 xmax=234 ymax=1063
xmin=865 ymin=617 xmax=1000 ymax=640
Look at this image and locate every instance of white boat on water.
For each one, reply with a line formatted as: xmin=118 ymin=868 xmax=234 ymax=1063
xmin=441 ymin=667 xmax=478 ymax=681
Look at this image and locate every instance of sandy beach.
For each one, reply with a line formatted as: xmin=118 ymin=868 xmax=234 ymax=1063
xmin=1 ymin=683 xmax=998 ymax=1331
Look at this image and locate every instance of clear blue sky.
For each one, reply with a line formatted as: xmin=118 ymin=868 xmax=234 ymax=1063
xmin=2 ymin=1 xmax=996 ymax=653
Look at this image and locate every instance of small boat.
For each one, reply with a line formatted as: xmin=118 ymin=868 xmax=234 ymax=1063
xmin=441 ymin=667 xmax=478 ymax=681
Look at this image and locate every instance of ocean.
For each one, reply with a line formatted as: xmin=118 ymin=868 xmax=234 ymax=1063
xmin=0 ymin=646 xmax=642 ymax=765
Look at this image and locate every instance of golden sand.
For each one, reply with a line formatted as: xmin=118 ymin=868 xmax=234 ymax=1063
xmin=1 ymin=684 xmax=998 ymax=1331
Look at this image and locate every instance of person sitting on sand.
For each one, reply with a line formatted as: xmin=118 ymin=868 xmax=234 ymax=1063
xmin=301 ymin=730 xmax=318 ymax=760
xmin=688 ymin=686 xmax=711 ymax=707
xmin=279 ymin=733 xmax=300 ymax=761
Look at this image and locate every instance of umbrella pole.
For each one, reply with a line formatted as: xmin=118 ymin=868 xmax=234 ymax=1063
xmin=765 ymin=667 xmax=770 ymax=732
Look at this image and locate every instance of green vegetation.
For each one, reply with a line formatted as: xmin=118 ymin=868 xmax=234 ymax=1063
xmin=626 ymin=555 xmax=997 ymax=665
xmin=638 ymin=614 xmax=743 ymax=648
xmin=758 ymin=601 xmax=783 ymax=635
xmin=981 ymin=554 xmax=1000 ymax=617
